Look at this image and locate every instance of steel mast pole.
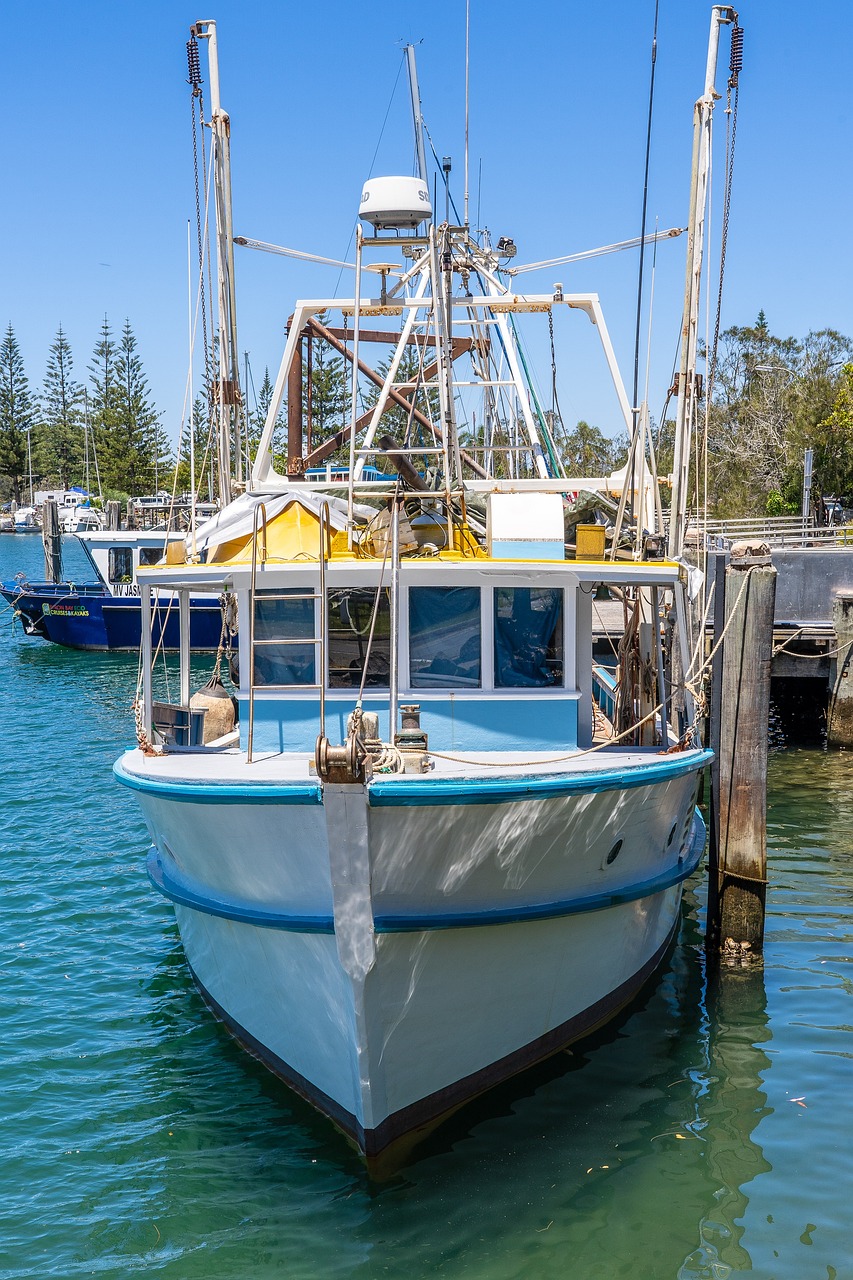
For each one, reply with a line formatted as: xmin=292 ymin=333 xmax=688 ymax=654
xmin=193 ymin=19 xmax=242 ymax=504
xmin=404 ymin=45 xmax=429 ymax=185
xmin=668 ymin=5 xmax=736 ymax=560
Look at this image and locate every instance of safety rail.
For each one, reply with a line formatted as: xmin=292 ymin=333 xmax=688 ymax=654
xmin=246 ymin=501 xmax=331 ymax=763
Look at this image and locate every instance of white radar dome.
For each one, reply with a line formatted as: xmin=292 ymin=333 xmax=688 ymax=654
xmin=359 ymin=176 xmax=432 ymax=231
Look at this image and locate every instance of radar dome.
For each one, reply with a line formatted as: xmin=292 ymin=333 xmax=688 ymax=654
xmin=360 ymin=176 xmax=432 ymax=231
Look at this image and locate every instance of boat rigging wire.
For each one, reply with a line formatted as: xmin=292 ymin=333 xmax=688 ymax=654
xmin=627 ymin=0 xmax=661 ymax=532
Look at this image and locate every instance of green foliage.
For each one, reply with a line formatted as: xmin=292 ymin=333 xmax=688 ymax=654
xmin=561 ymin=420 xmax=621 ymax=475
xmin=810 ymin=363 xmax=853 ymax=502
xmin=305 ymin=322 xmax=348 ymax=459
xmin=36 ymin=326 xmax=84 ymax=489
xmin=172 ymin=394 xmax=216 ymax=499
xmin=91 ymin=318 xmax=169 ymax=495
xmin=0 ymin=324 xmax=35 ymax=502
xmin=765 ymin=489 xmax=796 ymax=516
xmin=706 ymin=315 xmax=852 ymax=517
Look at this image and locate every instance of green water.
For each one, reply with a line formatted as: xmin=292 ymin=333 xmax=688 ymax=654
xmin=2 ymin=533 xmax=852 ymax=1279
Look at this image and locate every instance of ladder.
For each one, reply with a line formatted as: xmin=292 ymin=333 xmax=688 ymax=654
xmin=246 ymin=501 xmax=331 ymax=763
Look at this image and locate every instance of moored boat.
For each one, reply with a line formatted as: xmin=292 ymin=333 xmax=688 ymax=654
xmin=114 ymin=9 xmax=741 ymax=1167
xmin=0 ymin=529 xmax=225 ymax=651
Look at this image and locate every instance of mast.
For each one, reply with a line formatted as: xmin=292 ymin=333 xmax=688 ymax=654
xmin=404 ymin=45 xmax=429 ymax=185
xmin=192 ymin=19 xmax=243 ymax=505
xmin=667 ymin=5 xmax=738 ymax=559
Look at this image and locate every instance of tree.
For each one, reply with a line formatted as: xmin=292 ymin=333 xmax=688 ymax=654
xmin=561 ymin=420 xmax=620 ymax=475
xmin=304 ymin=321 xmax=348 ymax=458
xmin=704 ymin=315 xmax=852 ymax=516
xmin=91 ymin=318 xmax=165 ymax=494
xmin=37 ymin=325 xmax=84 ymax=489
xmin=88 ymin=316 xmax=123 ymax=491
xmin=247 ymin=364 xmax=286 ymax=466
xmin=809 ymin=363 xmax=853 ymax=503
xmin=0 ymin=324 xmax=36 ymax=502
xmin=173 ymin=393 xmax=217 ymax=499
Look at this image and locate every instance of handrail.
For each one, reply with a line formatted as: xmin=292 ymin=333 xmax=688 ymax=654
xmin=247 ymin=500 xmax=268 ymax=763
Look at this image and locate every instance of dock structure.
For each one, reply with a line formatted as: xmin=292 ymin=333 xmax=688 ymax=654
xmin=707 ymin=544 xmax=853 ymax=746
xmin=590 ymin=536 xmax=853 ymax=747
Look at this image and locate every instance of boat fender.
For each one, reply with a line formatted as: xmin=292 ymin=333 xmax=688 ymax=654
xmin=190 ymin=672 xmax=237 ymax=743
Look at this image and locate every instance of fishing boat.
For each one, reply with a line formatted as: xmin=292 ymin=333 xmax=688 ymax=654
xmin=0 ymin=528 xmax=225 ymax=651
xmin=114 ymin=10 xmax=741 ymax=1165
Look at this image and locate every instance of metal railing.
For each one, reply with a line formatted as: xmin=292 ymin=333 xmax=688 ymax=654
xmin=682 ymin=514 xmax=853 ymax=550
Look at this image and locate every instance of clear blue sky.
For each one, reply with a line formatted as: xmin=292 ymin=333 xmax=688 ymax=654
xmin=3 ymin=0 xmax=851 ymax=445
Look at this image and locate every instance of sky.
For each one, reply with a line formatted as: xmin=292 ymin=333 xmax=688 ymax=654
xmin=2 ymin=0 xmax=851 ymax=448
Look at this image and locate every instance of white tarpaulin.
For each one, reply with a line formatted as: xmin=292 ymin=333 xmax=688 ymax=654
xmin=187 ymin=489 xmax=374 ymax=558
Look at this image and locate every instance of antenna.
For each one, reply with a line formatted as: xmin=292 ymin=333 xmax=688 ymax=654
xmin=464 ymin=0 xmax=470 ymax=228
xmin=404 ymin=44 xmax=429 ymax=184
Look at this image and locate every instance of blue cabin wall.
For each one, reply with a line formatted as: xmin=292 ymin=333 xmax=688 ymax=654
xmin=239 ymin=693 xmax=580 ymax=755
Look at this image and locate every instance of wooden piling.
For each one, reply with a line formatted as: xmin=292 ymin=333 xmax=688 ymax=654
xmin=827 ymin=592 xmax=853 ymax=747
xmin=105 ymin=500 xmax=121 ymax=531
xmin=41 ymin=499 xmax=63 ymax=583
xmin=707 ymin=541 xmax=776 ymax=959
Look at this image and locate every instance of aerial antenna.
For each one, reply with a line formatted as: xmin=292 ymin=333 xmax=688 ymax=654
xmin=404 ymin=44 xmax=429 ymax=184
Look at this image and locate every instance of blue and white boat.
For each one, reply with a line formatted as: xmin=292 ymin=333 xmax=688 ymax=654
xmin=112 ymin=13 xmax=739 ymax=1167
xmin=1 ymin=529 xmax=224 ymax=652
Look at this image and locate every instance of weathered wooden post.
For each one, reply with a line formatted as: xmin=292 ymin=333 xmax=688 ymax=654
xmin=827 ymin=592 xmax=853 ymax=747
xmin=105 ymin=500 xmax=121 ymax=531
xmin=707 ymin=540 xmax=776 ymax=960
xmin=41 ymin=499 xmax=63 ymax=583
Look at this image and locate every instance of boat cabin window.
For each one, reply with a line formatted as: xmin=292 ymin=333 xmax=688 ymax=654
xmin=108 ymin=547 xmax=133 ymax=583
xmin=409 ymin=586 xmax=481 ymax=688
xmin=138 ymin=547 xmax=165 ymax=567
xmin=327 ymin=588 xmax=390 ymax=688
xmin=252 ymin=589 xmax=315 ymax=687
xmin=494 ymin=587 xmax=563 ymax=687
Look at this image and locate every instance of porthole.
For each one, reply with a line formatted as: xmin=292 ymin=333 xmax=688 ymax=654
xmin=605 ymin=839 xmax=623 ymax=866
xmin=667 ymin=823 xmax=677 ymax=848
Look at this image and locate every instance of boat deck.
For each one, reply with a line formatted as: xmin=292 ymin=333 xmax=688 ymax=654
xmin=118 ymin=742 xmax=699 ymax=786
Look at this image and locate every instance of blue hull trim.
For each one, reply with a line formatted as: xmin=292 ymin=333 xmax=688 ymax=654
xmin=0 ymin=581 xmax=223 ymax=651
xmin=114 ymin=757 xmax=323 ymax=804
xmin=377 ymin=810 xmax=705 ymax=930
xmin=145 ymin=809 xmax=705 ymax=935
xmin=147 ymin=846 xmax=335 ymax=933
xmin=115 ymin=749 xmax=710 ymax=807
xmin=368 ymin=749 xmax=713 ymax=807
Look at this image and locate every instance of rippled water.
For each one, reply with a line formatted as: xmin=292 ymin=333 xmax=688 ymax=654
xmin=2 ymin=532 xmax=852 ymax=1279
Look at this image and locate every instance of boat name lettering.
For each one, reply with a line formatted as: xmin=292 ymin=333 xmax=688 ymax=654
xmin=114 ymin=584 xmax=141 ymax=597
xmin=43 ymin=603 xmax=90 ymax=617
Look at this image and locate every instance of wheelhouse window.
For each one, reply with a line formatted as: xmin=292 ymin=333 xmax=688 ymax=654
xmin=409 ymin=586 xmax=481 ymax=688
xmin=138 ymin=547 xmax=164 ymax=567
xmin=108 ymin=547 xmax=133 ymax=583
xmin=252 ymin=589 xmax=315 ymax=687
xmin=494 ymin=587 xmax=563 ymax=687
xmin=327 ymin=588 xmax=390 ymax=688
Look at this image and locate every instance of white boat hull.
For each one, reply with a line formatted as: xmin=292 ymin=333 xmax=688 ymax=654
xmin=120 ymin=747 xmax=708 ymax=1159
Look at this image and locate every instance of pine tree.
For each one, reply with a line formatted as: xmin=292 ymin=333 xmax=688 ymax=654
xmin=251 ymin=365 xmax=286 ymax=467
xmin=0 ymin=324 xmax=36 ymax=502
xmin=306 ymin=320 xmax=348 ymax=453
xmin=173 ymin=394 xmax=216 ymax=499
xmin=38 ymin=326 xmax=84 ymax=489
xmin=88 ymin=316 xmax=123 ymax=491
xmin=91 ymin=319 xmax=163 ymax=494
